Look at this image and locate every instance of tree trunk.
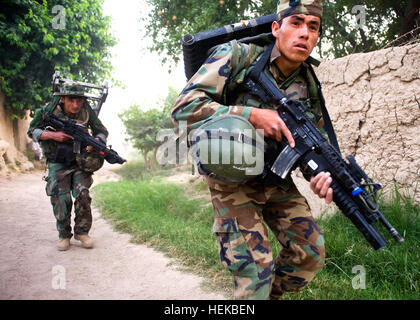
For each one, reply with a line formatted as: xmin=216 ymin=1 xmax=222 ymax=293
xmin=399 ymin=0 xmax=419 ymax=36
xmin=143 ymin=150 xmax=150 ymax=170
xmin=152 ymin=147 xmax=158 ymax=168
xmin=332 ymin=19 xmax=358 ymax=53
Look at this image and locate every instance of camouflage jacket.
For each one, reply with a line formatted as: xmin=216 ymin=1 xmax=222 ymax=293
xmin=172 ymin=39 xmax=325 ymax=133
xmin=27 ymin=96 xmax=109 ymax=160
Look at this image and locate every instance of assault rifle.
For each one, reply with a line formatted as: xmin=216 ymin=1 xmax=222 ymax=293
xmin=247 ymin=64 xmax=404 ymax=250
xmin=44 ymin=113 xmax=126 ymax=165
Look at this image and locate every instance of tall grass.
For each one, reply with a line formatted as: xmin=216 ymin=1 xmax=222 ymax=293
xmin=280 ymin=186 xmax=420 ymax=300
xmin=92 ymin=178 xmax=231 ymax=292
xmin=112 ymin=158 xmax=174 ymax=181
xmin=93 ymin=177 xmax=420 ymax=300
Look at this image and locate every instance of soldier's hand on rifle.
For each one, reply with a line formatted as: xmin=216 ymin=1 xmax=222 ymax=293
xmin=249 ymin=108 xmax=295 ymax=148
xmin=310 ymin=172 xmax=333 ymax=204
xmin=86 ymin=137 xmax=100 ymax=153
xmin=40 ymin=130 xmax=74 ymax=142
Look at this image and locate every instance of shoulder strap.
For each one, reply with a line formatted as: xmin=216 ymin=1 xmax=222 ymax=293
xmin=251 ymin=42 xmax=274 ymax=78
xmin=306 ymin=63 xmax=341 ymax=153
xmin=42 ymin=96 xmax=61 ymax=114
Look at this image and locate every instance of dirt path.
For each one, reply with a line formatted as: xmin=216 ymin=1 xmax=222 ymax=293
xmin=0 ymin=167 xmax=226 ymax=300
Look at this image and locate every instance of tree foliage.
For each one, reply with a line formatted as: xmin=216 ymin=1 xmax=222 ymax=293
xmin=320 ymin=0 xmax=420 ymax=58
xmin=0 ymin=0 xmax=116 ymax=119
xmin=143 ymin=0 xmax=419 ymax=64
xmin=119 ymin=86 xmax=178 ymax=169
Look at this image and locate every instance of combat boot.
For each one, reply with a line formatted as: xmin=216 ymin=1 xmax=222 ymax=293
xmin=57 ymin=238 xmax=71 ymax=251
xmin=74 ymin=234 xmax=94 ymax=248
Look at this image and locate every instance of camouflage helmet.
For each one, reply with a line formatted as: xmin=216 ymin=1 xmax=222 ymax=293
xmin=277 ymin=0 xmax=323 ymax=21
xmin=75 ymin=149 xmax=104 ymax=173
xmin=53 ymin=84 xmax=87 ymax=97
xmin=190 ymin=115 xmax=266 ymax=184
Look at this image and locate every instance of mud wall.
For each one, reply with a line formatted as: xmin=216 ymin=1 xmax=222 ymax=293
xmin=295 ymin=43 xmax=420 ymax=216
xmin=0 ymin=91 xmax=34 ymax=176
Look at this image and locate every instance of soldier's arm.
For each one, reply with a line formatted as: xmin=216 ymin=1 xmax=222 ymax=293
xmin=171 ymin=41 xmax=256 ymax=130
xmin=28 ymin=107 xmax=73 ymax=142
xmin=27 ymin=108 xmax=45 ymax=142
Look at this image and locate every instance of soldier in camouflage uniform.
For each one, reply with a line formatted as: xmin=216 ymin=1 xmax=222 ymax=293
xmin=172 ymin=0 xmax=333 ymax=299
xmin=28 ymin=84 xmax=109 ymax=251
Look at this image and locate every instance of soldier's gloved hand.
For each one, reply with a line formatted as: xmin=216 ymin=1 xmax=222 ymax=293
xmin=86 ymin=137 xmax=100 ymax=153
xmin=310 ymin=172 xmax=333 ymax=204
xmin=249 ymin=108 xmax=295 ymax=147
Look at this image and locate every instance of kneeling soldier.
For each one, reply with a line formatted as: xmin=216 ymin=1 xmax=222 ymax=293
xmin=172 ymin=0 xmax=332 ymax=299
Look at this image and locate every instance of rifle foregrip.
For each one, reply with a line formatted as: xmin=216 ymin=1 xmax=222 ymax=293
xmin=330 ymin=180 xmax=388 ymax=250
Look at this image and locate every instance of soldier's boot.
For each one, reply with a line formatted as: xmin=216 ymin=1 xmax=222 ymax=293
xmin=74 ymin=234 xmax=94 ymax=249
xmin=57 ymin=238 xmax=71 ymax=251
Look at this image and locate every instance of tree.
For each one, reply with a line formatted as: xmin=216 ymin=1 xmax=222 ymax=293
xmin=143 ymin=0 xmax=419 ymax=63
xmin=0 ymin=0 xmax=116 ymax=119
xmin=119 ymin=86 xmax=179 ymax=169
xmin=319 ymin=0 xmax=420 ymax=58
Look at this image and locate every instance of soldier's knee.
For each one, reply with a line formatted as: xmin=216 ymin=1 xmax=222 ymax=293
xmin=311 ymin=233 xmax=326 ymax=272
xmin=76 ymin=189 xmax=91 ymax=207
xmin=318 ymin=240 xmax=326 ymax=268
xmin=77 ymin=188 xmax=90 ymax=200
xmin=298 ymin=234 xmax=326 ymax=274
xmin=50 ymin=193 xmax=72 ymax=221
xmin=50 ymin=193 xmax=71 ymax=206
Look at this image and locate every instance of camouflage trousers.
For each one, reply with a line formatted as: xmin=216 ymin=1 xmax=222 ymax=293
xmin=208 ymin=178 xmax=325 ymax=300
xmin=45 ymin=162 xmax=93 ymax=239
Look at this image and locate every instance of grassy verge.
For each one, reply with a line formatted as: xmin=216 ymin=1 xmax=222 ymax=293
xmin=92 ymin=176 xmax=232 ymax=296
xmin=111 ymin=158 xmax=174 ymax=181
xmin=280 ymin=188 xmax=420 ymax=299
xmin=93 ymin=171 xmax=420 ymax=300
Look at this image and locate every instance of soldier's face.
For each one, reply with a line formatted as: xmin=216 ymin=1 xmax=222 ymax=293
xmin=272 ymin=14 xmax=321 ymax=70
xmin=61 ymin=96 xmax=85 ymax=115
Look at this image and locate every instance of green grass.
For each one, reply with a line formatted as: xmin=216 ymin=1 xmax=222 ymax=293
xmin=111 ymin=158 xmax=174 ymax=181
xmin=92 ymin=177 xmax=232 ymax=296
xmin=93 ymin=177 xmax=420 ymax=300
xmin=279 ymin=187 xmax=420 ymax=300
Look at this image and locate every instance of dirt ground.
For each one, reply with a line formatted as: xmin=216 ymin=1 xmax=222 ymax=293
xmin=0 ymin=166 xmax=226 ymax=300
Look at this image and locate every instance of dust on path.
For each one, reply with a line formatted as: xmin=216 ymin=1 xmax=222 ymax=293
xmin=0 ymin=167 xmax=226 ymax=300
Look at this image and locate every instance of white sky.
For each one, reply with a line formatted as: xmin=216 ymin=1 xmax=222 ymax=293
xmin=99 ymin=0 xmax=186 ymax=158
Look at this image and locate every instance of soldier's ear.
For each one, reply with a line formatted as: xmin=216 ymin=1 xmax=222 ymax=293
xmin=272 ymin=20 xmax=282 ymax=38
xmin=59 ymin=96 xmax=65 ymax=103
